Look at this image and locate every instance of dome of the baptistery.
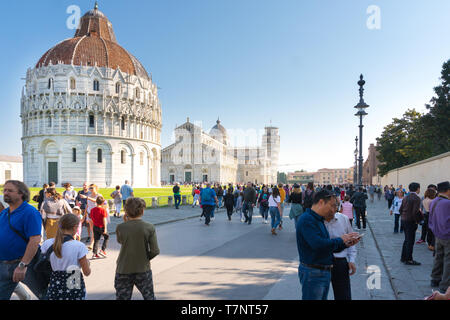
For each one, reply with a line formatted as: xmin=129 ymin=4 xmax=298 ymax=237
xmin=35 ymin=4 xmax=150 ymax=80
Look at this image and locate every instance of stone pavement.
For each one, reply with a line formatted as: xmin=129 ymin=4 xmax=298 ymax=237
xmin=364 ymin=198 xmax=438 ymax=300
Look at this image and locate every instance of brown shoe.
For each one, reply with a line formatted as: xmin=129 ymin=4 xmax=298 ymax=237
xmin=428 ymin=245 xmax=435 ymax=251
xmin=271 ymin=228 xmax=277 ymax=235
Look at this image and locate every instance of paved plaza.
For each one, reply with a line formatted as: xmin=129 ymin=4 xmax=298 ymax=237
xmin=14 ymin=198 xmax=437 ymax=300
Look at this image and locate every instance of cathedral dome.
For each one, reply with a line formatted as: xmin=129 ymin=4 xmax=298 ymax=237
xmin=209 ymin=119 xmax=228 ymax=145
xmin=35 ymin=3 xmax=150 ymax=80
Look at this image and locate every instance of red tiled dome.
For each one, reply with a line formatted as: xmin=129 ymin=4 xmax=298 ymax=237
xmin=36 ymin=5 xmax=150 ymax=80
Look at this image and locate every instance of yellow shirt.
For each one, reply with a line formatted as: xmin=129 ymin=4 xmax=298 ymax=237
xmin=279 ymin=188 xmax=286 ymax=203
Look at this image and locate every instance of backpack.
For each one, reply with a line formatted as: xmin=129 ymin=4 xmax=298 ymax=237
xmin=201 ymin=189 xmax=213 ymax=203
xmin=34 ymin=235 xmax=74 ymax=287
xmin=303 ymin=191 xmax=314 ymax=209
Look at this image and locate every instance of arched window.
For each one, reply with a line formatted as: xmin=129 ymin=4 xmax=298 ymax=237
xmin=48 ymin=115 xmax=52 ymax=127
xmin=89 ymin=115 xmax=95 ymax=128
xmin=97 ymin=149 xmax=102 ymax=163
xmin=72 ymin=148 xmax=77 ymax=162
xmin=136 ymin=88 xmax=140 ymax=99
xmin=116 ymin=82 xmax=121 ymax=94
xmin=48 ymin=78 xmax=53 ymax=89
xmin=70 ymin=78 xmax=76 ymax=90
xmin=93 ymin=80 xmax=100 ymax=91
xmin=121 ymin=150 xmax=126 ymax=164
xmin=121 ymin=116 xmax=125 ymax=130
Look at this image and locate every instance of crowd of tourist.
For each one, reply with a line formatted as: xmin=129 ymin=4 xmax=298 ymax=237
xmin=0 ymin=178 xmax=448 ymax=301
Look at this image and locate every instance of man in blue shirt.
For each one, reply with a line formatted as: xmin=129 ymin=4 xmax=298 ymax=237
xmin=296 ymin=189 xmax=360 ymax=300
xmin=0 ymin=180 xmax=46 ymax=300
xmin=199 ymin=183 xmax=218 ymax=226
xmin=120 ymin=180 xmax=135 ymax=207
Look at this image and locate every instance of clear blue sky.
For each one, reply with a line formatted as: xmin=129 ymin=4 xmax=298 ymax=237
xmin=1 ymin=0 xmax=449 ymax=172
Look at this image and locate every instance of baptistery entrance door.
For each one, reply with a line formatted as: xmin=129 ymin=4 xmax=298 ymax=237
xmin=48 ymin=162 xmax=58 ymax=184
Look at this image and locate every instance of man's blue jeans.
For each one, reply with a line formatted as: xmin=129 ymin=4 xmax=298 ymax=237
xmin=298 ymin=264 xmax=331 ymax=300
xmin=0 ymin=259 xmax=47 ymax=300
xmin=174 ymin=195 xmax=181 ymax=209
xmin=242 ymin=202 xmax=254 ymax=224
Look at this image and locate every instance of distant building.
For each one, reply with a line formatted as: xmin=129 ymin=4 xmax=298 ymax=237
xmin=161 ymin=119 xmax=280 ymax=185
xmin=287 ymin=167 xmax=354 ymax=185
xmin=0 ymin=156 xmax=23 ymax=185
xmin=362 ymin=143 xmax=380 ymax=185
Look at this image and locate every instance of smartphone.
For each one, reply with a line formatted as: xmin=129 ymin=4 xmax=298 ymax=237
xmin=355 ymin=233 xmax=365 ymax=239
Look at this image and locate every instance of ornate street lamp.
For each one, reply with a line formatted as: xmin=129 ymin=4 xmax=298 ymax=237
xmin=354 ymin=74 xmax=369 ymax=187
xmin=354 ymin=136 xmax=358 ymax=185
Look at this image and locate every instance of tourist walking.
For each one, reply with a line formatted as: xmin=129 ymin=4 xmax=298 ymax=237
xmin=269 ymin=187 xmax=282 ymax=235
xmin=324 ymin=211 xmax=357 ymax=300
xmin=224 ymin=187 xmax=235 ymax=221
xmin=399 ymin=182 xmax=423 ymax=265
xmin=302 ymin=182 xmax=315 ymax=211
xmin=288 ymin=184 xmax=303 ymax=227
xmin=37 ymin=184 xmax=48 ymax=211
xmin=76 ymin=183 xmax=91 ymax=242
xmin=40 ymin=214 xmax=91 ymax=300
xmin=242 ymin=182 xmax=257 ymax=225
xmin=115 ymin=198 xmax=159 ymax=300
xmin=62 ymin=183 xmax=77 ymax=209
xmin=368 ymin=185 xmax=375 ymax=203
xmin=173 ymin=183 xmax=181 ymax=209
xmin=0 ymin=180 xmax=46 ymax=300
xmin=340 ymin=195 xmax=354 ymax=226
xmin=385 ymin=187 xmax=395 ymax=209
xmin=41 ymin=187 xmax=72 ymax=239
xmin=257 ymin=186 xmax=270 ymax=224
xmin=278 ymin=183 xmax=286 ymax=229
xmin=236 ymin=191 xmax=244 ymax=221
xmin=90 ymin=196 xmax=109 ymax=259
xmin=192 ymin=186 xmax=200 ymax=207
xmin=350 ymin=187 xmax=368 ymax=230
xmin=296 ymin=189 xmax=360 ymax=300
xmin=199 ymin=183 xmax=218 ymax=226
xmin=418 ymin=188 xmax=438 ymax=249
xmin=120 ymin=180 xmax=135 ymax=208
xmin=429 ymin=181 xmax=450 ymax=293
xmin=110 ymin=186 xmax=123 ymax=217
xmin=78 ymin=184 xmax=105 ymax=250
xmin=72 ymin=206 xmax=83 ymax=241
xmin=390 ymin=190 xmax=405 ymax=233
xmin=217 ymin=186 xmax=224 ymax=209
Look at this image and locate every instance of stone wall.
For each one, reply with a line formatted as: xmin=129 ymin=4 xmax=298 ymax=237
xmin=380 ymin=152 xmax=450 ymax=188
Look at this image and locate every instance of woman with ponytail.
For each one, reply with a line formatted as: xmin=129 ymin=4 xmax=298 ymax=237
xmin=40 ymin=187 xmax=72 ymax=239
xmin=40 ymin=214 xmax=91 ymax=300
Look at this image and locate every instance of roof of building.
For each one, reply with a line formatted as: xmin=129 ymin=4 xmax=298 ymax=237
xmin=35 ymin=3 xmax=150 ymax=80
xmin=0 ymin=155 xmax=23 ymax=163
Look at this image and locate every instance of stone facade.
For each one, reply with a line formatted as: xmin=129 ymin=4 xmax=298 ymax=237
xmin=161 ymin=119 xmax=279 ymax=185
xmin=21 ymin=5 xmax=161 ymax=188
xmin=287 ymin=168 xmax=354 ymax=185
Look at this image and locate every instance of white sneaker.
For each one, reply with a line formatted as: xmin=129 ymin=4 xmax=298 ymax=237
xmin=211 ymin=217 xmax=215 ymax=221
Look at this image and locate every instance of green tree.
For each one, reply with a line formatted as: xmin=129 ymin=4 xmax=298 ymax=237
xmin=277 ymin=172 xmax=287 ymax=184
xmin=422 ymin=59 xmax=450 ymax=155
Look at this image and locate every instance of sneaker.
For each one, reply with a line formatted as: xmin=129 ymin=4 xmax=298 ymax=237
xmin=405 ymin=260 xmax=421 ymax=266
xmin=92 ymin=254 xmax=101 ymax=259
xmin=211 ymin=217 xmax=215 ymax=221
xmin=416 ymin=239 xmax=425 ymax=244
xmin=99 ymin=250 xmax=107 ymax=257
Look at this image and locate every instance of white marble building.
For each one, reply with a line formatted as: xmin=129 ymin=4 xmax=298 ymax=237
xmin=20 ymin=5 xmax=161 ymax=188
xmin=161 ymin=119 xmax=279 ymax=185
xmin=0 ymin=156 xmax=23 ymax=185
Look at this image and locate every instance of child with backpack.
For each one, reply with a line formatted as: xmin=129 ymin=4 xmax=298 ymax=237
xmin=115 ymin=198 xmax=160 ymax=300
xmin=40 ymin=214 xmax=91 ymax=300
xmin=90 ymin=196 xmax=109 ymax=259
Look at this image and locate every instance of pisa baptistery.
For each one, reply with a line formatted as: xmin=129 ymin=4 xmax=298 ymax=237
xmin=21 ymin=4 xmax=162 ymax=188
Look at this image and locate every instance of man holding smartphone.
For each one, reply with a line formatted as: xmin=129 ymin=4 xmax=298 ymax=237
xmin=296 ymin=189 xmax=361 ymax=300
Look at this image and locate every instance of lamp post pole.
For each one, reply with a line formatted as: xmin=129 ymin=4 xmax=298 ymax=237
xmin=354 ymin=74 xmax=369 ymax=188
xmin=354 ymin=136 xmax=358 ymax=185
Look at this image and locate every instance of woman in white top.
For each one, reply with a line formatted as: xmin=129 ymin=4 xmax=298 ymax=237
xmin=40 ymin=214 xmax=91 ymax=300
xmin=269 ymin=187 xmax=282 ymax=235
xmin=390 ymin=190 xmax=404 ymax=233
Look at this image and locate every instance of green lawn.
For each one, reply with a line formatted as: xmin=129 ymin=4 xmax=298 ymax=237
xmin=25 ymin=186 xmax=194 ymax=208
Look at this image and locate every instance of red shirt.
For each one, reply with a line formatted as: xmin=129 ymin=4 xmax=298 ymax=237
xmin=91 ymin=206 xmax=108 ymax=228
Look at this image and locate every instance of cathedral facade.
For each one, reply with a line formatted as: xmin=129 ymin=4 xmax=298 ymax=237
xmin=21 ymin=5 xmax=162 ymax=188
xmin=161 ymin=119 xmax=280 ymax=185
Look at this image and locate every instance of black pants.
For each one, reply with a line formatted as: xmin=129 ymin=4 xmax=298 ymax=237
xmin=420 ymin=213 xmax=435 ymax=246
xmin=401 ymin=221 xmax=418 ymax=262
xmin=202 ymin=205 xmax=215 ymax=225
xmin=93 ymin=226 xmax=109 ymax=254
xmin=387 ymin=199 xmax=393 ymax=209
xmin=226 ymin=204 xmax=233 ymax=220
xmin=331 ymin=257 xmax=351 ymax=300
xmin=354 ymin=207 xmax=366 ymax=229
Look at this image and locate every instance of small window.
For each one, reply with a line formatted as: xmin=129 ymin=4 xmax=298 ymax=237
xmin=48 ymin=78 xmax=53 ymax=89
xmin=121 ymin=150 xmax=126 ymax=164
xmin=48 ymin=116 xmax=52 ymax=127
xmin=70 ymin=78 xmax=76 ymax=90
xmin=97 ymin=149 xmax=102 ymax=163
xmin=136 ymin=88 xmax=140 ymax=99
xmin=121 ymin=116 xmax=125 ymax=130
xmin=93 ymin=80 xmax=100 ymax=91
xmin=72 ymin=148 xmax=77 ymax=162
xmin=89 ymin=115 xmax=95 ymax=128
xmin=116 ymin=82 xmax=121 ymax=94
